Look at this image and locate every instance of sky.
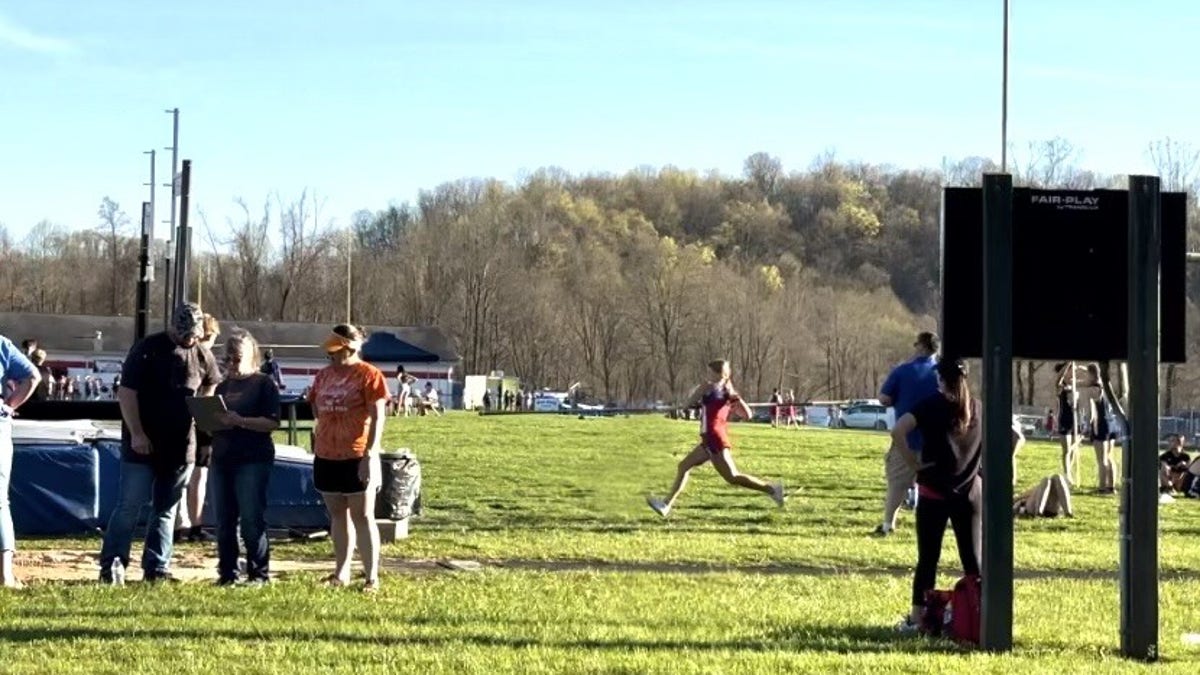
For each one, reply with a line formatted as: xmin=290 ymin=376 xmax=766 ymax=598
xmin=2 ymin=1 xmax=1199 ymax=248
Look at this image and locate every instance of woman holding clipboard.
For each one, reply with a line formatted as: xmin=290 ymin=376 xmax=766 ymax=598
xmin=208 ymin=330 xmax=281 ymax=586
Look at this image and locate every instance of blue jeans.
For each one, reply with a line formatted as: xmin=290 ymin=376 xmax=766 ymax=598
xmin=99 ymin=462 xmax=192 ymax=575
xmin=210 ymin=461 xmax=271 ymax=581
xmin=0 ymin=417 xmax=13 ymax=552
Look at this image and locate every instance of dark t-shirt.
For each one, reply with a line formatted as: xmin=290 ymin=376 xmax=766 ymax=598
xmin=121 ymin=332 xmax=220 ymax=470
xmin=260 ymin=359 xmax=284 ymax=388
xmin=28 ymin=366 xmax=52 ymax=402
xmin=912 ymin=394 xmax=982 ymax=497
xmin=1160 ymin=448 xmax=1191 ymax=470
xmin=212 ymin=374 xmax=281 ymax=465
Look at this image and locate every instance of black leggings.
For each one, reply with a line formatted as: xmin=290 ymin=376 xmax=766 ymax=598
xmin=911 ymin=477 xmax=983 ymax=606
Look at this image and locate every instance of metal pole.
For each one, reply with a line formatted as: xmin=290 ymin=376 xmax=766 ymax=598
xmin=164 ymin=108 xmax=179 ymax=323
xmin=1001 ymin=0 xmax=1010 ymax=172
xmin=1121 ymin=175 xmax=1160 ymax=661
xmin=176 ymin=160 xmax=192 ymax=304
xmin=981 ymin=172 xmax=1014 ymax=652
xmin=346 ymin=228 xmax=353 ymax=323
xmin=136 ymin=202 xmax=152 ymax=342
xmin=142 ymin=149 xmax=156 ymax=330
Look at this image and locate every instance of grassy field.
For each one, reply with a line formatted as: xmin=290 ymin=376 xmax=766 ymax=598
xmin=6 ymin=412 xmax=1200 ymax=673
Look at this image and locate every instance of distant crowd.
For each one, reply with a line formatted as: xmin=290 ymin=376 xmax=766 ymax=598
xmin=17 ymin=340 xmax=120 ymax=403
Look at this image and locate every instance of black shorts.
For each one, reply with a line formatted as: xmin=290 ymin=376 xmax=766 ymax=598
xmin=195 ymin=431 xmax=213 ymax=468
xmin=313 ymin=456 xmax=369 ymax=495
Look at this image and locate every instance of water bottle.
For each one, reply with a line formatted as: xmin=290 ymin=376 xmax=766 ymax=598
xmin=112 ymin=559 xmax=126 ymax=586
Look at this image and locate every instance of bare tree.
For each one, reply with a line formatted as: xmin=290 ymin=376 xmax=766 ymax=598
xmin=1148 ymin=138 xmax=1200 ymax=410
xmin=97 ymin=197 xmax=130 ymax=314
xmin=275 ymin=190 xmax=333 ymax=321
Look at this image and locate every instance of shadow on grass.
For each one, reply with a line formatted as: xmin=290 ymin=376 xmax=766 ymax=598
xmin=0 ymin=623 xmax=963 ymax=656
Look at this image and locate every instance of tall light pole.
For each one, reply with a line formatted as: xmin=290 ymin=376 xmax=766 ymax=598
xmin=143 ymin=149 xmax=156 ymax=234
xmin=345 ymin=227 xmax=353 ymax=324
xmin=163 ymin=107 xmax=179 ymax=324
xmin=1001 ymin=0 xmax=1010 ymax=172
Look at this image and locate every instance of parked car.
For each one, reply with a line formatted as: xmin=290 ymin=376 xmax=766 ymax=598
xmin=838 ymin=404 xmax=893 ymax=431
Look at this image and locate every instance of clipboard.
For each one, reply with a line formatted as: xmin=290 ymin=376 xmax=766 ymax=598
xmin=186 ymin=395 xmax=229 ymax=433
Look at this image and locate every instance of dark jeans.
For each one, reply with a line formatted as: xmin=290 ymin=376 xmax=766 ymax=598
xmin=911 ymin=476 xmax=982 ymax=606
xmin=100 ymin=461 xmax=192 ymax=575
xmin=210 ymin=460 xmax=272 ymax=581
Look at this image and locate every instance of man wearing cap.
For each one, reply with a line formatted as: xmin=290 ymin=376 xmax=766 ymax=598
xmin=99 ymin=302 xmax=221 ymax=583
xmin=260 ymin=348 xmax=285 ymax=391
xmin=873 ymin=331 xmax=940 ymax=537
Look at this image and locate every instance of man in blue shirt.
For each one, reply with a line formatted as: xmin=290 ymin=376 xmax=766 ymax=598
xmin=873 ymin=331 xmax=939 ymax=537
xmin=0 ymin=336 xmax=41 ymax=587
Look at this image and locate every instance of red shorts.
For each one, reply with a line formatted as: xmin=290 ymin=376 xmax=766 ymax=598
xmin=701 ymin=431 xmax=731 ymax=454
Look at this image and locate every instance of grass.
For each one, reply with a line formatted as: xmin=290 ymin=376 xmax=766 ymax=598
xmin=8 ymin=412 xmax=1200 ymax=673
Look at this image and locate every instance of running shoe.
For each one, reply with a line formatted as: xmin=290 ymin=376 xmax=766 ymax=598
xmin=770 ymin=481 xmax=786 ymax=507
xmin=871 ymin=524 xmax=893 ymax=538
xmin=646 ymin=496 xmax=671 ymax=518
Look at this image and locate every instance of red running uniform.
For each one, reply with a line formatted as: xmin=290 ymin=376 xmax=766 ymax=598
xmin=699 ymin=384 xmax=739 ymax=453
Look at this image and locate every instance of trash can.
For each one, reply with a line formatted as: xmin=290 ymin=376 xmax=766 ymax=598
xmin=376 ymin=450 xmax=422 ymax=520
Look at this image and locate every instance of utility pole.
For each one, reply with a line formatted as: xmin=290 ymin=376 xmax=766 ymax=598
xmin=1000 ymin=0 xmax=1010 ymax=172
xmin=346 ymin=227 xmax=353 ymax=324
xmin=163 ymin=107 xmax=179 ymax=323
xmin=136 ymin=202 xmax=152 ymax=341
xmin=176 ymin=160 xmax=193 ymax=304
xmin=139 ymin=150 xmax=156 ymax=341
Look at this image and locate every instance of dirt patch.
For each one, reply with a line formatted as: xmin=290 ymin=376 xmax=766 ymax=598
xmin=16 ymin=550 xmax=333 ymax=583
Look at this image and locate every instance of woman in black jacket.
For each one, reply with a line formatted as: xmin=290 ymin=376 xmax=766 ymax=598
xmin=892 ymin=358 xmax=982 ymax=631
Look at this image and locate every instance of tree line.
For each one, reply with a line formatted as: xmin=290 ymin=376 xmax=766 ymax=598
xmin=4 ymin=139 xmax=1200 ymax=410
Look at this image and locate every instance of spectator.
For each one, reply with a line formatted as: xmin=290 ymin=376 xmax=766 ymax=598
xmin=1055 ymin=362 xmax=1083 ymax=486
xmin=210 ymin=330 xmax=280 ymax=585
xmin=769 ymin=389 xmax=783 ymax=428
xmin=98 ymin=302 xmax=220 ymax=584
xmin=1085 ymin=364 xmax=1119 ymax=494
xmin=178 ymin=314 xmax=222 ymax=542
xmin=394 ymin=366 xmax=415 ymax=417
xmin=1044 ymin=408 xmax=1056 ymax=435
xmin=28 ymin=350 xmax=51 ymax=403
xmin=307 ymin=324 xmax=388 ymax=592
xmin=1160 ymin=434 xmax=1191 ymax=502
xmin=784 ymin=390 xmax=799 ymax=428
xmin=421 ymin=382 xmax=442 ymax=417
xmin=19 ymin=339 xmax=36 ymax=358
xmin=260 ymin=348 xmax=286 ymax=391
xmin=0 ymin=336 xmax=41 ymax=588
xmin=874 ymin=331 xmax=940 ymax=537
xmin=893 ymin=358 xmax=983 ymax=633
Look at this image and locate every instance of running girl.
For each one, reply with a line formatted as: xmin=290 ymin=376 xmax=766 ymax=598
xmin=647 ymin=360 xmax=785 ymax=517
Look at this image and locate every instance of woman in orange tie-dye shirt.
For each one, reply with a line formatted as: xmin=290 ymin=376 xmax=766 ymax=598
xmin=307 ymin=324 xmax=390 ymax=592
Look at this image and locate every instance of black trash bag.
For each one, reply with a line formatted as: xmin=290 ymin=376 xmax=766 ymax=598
xmin=376 ymin=451 xmax=422 ymax=520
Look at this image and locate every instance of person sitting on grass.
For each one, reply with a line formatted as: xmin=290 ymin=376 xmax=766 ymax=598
xmin=420 ymin=382 xmax=442 ymax=417
xmin=893 ymin=358 xmax=982 ymax=633
xmin=1015 ymin=474 xmax=1073 ymax=518
xmin=1160 ymin=434 xmax=1191 ymax=502
xmin=646 ymin=359 xmax=784 ymax=517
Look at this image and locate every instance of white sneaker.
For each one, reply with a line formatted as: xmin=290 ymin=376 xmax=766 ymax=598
xmin=1160 ymin=492 xmax=1176 ymax=505
xmin=646 ymin=496 xmax=671 ymax=518
xmin=770 ymin=482 xmax=786 ymax=507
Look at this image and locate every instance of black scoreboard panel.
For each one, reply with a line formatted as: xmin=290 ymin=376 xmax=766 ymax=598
xmin=941 ymin=187 xmax=1185 ymax=363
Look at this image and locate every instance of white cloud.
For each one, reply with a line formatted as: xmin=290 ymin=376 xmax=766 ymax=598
xmin=0 ymin=12 xmax=76 ymax=55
